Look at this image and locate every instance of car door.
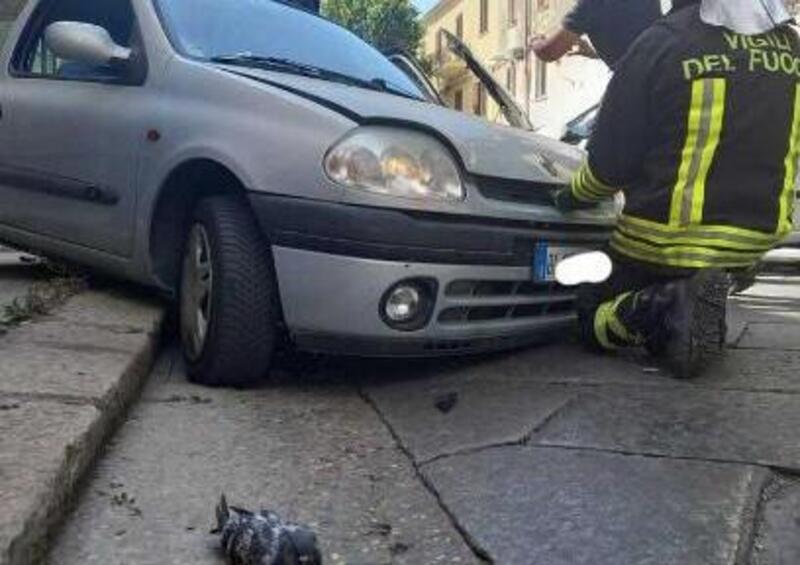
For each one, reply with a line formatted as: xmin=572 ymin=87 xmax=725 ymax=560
xmin=0 ymin=0 xmax=148 ymax=257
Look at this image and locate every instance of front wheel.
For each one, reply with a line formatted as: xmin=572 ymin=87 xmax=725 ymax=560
xmin=179 ymin=195 xmax=279 ymax=387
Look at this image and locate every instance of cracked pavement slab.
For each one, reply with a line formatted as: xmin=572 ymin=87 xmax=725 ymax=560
xmin=52 ymin=276 xmax=800 ymax=564
xmin=751 ymin=477 xmax=800 ymax=565
xmin=51 ymin=349 xmax=479 ymax=565
xmin=423 ymin=446 xmax=766 ymax=565
xmin=701 ymin=349 xmax=800 ymax=392
xmin=533 ymin=387 xmax=800 ymax=469
xmin=0 ymin=269 xmax=163 ymax=565
xmin=0 ymin=401 xmax=102 ymax=565
xmin=364 ymin=370 xmax=574 ymax=463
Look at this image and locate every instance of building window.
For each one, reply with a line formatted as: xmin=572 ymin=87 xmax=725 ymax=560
xmin=506 ymin=64 xmax=516 ymax=96
xmin=456 ymin=13 xmax=463 ymax=39
xmin=480 ymin=0 xmax=489 ymax=33
xmin=474 ymin=83 xmax=486 ymax=115
xmin=535 ymin=59 xmax=548 ymax=99
xmin=454 ymin=90 xmax=464 ymax=111
xmin=537 ymin=0 xmax=550 ymax=10
xmin=508 ymin=0 xmax=517 ymax=26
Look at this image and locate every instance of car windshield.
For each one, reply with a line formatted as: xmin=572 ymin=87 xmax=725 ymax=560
xmin=155 ymin=0 xmax=426 ymax=100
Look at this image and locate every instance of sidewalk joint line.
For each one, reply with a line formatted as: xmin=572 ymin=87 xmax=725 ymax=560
xmin=357 ymin=387 xmax=493 ymax=564
xmin=530 ymin=442 xmax=796 ymax=471
xmin=537 ymin=380 xmax=800 ymax=396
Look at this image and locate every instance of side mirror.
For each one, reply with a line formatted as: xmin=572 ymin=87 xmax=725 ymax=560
xmin=44 ymin=21 xmax=131 ymax=67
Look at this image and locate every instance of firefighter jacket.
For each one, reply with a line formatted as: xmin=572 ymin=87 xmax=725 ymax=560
xmin=571 ymin=4 xmax=800 ymax=269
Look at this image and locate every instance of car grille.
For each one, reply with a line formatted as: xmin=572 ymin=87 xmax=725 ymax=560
xmin=438 ymin=278 xmax=576 ymax=325
xmin=475 ymin=176 xmax=562 ymax=206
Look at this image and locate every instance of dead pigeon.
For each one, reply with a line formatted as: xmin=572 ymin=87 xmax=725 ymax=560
xmin=212 ymin=495 xmax=322 ymax=565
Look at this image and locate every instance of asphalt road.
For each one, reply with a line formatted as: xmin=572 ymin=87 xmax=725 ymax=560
xmin=51 ymin=274 xmax=800 ymax=565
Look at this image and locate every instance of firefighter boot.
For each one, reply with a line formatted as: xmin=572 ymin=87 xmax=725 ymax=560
xmin=660 ymin=269 xmax=729 ymax=379
xmin=617 ymin=270 xmax=728 ymax=378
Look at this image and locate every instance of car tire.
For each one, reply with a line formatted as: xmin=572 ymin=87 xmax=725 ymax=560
xmin=179 ymin=195 xmax=279 ymax=387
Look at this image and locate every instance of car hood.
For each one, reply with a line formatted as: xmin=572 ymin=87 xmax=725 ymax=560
xmin=220 ymin=67 xmax=585 ymax=185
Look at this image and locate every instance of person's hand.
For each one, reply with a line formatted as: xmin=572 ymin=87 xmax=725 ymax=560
xmin=529 ymin=34 xmax=549 ymax=53
xmin=529 ymin=33 xmax=548 ymax=46
xmin=553 ymin=188 xmax=599 ymax=212
xmin=567 ymin=38 xmax=598 ymax=59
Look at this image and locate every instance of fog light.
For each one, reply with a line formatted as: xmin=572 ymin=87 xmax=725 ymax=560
xmin=385 ymin=285 xmax=421 ymax=322
xmin=380 ymin=278 xmax=437 ymax=331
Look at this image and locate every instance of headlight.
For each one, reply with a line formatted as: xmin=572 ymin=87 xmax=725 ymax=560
xmin=324 ymin=126 xmax=464 ymax=202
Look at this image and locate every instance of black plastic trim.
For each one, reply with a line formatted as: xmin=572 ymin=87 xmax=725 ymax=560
xmin=292 ymin=326 xmax=571 ymax=357
xmin=248 ymin=192 xmax=612 ymax=266
xmin=0 ymin=164 xmax=119 ymax=205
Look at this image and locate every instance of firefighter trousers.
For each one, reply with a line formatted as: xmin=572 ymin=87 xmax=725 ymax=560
xmin=575 ymin=250 xmax=697 ymax=351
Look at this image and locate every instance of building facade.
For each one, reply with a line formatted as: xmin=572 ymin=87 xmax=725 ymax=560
xmin=422 ymin=0 xmax=611 ymax=137
xmin=422 ymin=0 xmax=800 ymax=136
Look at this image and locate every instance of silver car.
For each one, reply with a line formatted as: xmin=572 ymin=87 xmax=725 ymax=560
xmin=0 ymin=0 xmax=616 ymax=386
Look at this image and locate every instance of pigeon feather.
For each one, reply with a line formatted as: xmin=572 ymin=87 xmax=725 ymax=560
xmin=213 ymin=495 xmax=322 ymax=565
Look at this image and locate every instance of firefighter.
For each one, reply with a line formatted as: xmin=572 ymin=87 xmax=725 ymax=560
xmin=553 ymin=0 xmax=799 ymax=378
xmin=532 ymin=0 xmax=663 ymax=68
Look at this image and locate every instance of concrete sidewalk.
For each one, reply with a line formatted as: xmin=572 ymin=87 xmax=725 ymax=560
xmin=0 ymin=260 xmax=164 ymax=565
xmin=361 ymin=275 xmax=800 ymax=564
xmin=50 ymin=274 xmax=800 ymax=564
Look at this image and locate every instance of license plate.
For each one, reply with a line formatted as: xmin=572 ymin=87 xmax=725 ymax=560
xmin=533 ymin=242 xmax=587 ymax=282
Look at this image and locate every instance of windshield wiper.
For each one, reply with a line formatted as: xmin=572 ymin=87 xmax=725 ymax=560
xmin=368 ymin=77 xmax=424 ymax=101
xmin=209 ymin=54 xmax=424 ymax=101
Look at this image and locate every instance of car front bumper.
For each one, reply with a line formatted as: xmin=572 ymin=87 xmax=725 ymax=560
xmin=250 ymin=193 xmax=612 ymax=356
xmin=781 ymin=230 xmax=800 ymax=247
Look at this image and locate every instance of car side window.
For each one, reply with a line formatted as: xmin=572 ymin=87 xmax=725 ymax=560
xmin=12 ymin=0 xmax=136 ymax=81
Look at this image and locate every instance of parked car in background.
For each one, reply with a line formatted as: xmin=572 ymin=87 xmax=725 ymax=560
xmin=0 ymin=0 xmax=617 ymax=387
xmin=560 ymin=104 xmax=599 ymax=148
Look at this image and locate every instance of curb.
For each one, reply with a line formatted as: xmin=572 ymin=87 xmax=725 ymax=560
xmin=0 ymin=288 xmax=165 ymax=565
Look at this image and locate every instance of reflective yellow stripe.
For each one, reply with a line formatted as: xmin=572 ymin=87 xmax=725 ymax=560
xmin=613 ymin=231 xmax=763 ymax=261
xmin=611 ymin=231 xmax=763 ymax=269
xmin=594 ymin=300 xmax=618 ymax=350
xmin=620 ymin=214 xmax=780 ymax=245
xmin=670 ymin=81 xmax=705 ymax=226
xmin=594 ymin=292 xmax=640 ymax=350
xmin=779 ymin=83 xmax=800 ymax=236
xmin=606 ymin=292 xmax=642 ymax=345
xmin=584 ymin=165 xmax=618 ymax=194
xmin=571 ymin=162 xmax=619 ymax=203
xmin=572 ymin=170 xmax=606 ymax=202
xmin=670 ymin=79 xmax=727 ymax=227
xmin=691 ymin=79 xmax=726 ymax=225
xmin=617 ymin=215 xmax=780 ymax=252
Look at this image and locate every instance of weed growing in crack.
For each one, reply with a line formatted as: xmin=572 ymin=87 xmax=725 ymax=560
xmin=0 ymin=263 xmax=87 ymax=332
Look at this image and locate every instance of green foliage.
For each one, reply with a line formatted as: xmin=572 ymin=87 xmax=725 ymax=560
xmin=322 ymin=0 xmax=425 ymax=54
